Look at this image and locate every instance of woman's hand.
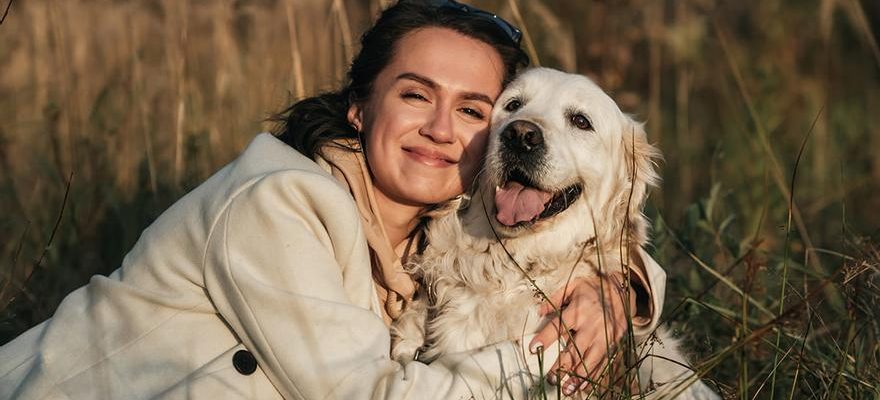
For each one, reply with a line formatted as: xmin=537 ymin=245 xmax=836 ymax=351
xmin=528 ymin=273 xmax=636 ymax=395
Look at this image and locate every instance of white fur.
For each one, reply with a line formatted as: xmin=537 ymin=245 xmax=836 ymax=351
xmin=392 ymin=68 xmax=718 ymax=399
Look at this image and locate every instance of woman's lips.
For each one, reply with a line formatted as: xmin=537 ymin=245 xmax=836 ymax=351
xmin=402 ymin=146 xmax=457 ymax=167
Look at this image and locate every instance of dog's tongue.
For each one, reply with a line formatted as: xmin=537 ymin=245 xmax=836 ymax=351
xmin=495 ymin=182 xmax=553 ymax=226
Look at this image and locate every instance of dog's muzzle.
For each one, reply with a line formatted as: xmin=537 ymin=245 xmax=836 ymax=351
xmin=501 ymin=120 xmax=544 ymax=154
xmin=499 ymin=119 xmax=546 ymax=173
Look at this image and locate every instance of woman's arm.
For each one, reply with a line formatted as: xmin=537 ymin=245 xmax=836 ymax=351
xmin=203 ymin=170 xmax=550 ymax=399
xmin=627 ymin=247 xmax=668 ymax=336
xmin=527 ymin=249 xmax=667 ymax=394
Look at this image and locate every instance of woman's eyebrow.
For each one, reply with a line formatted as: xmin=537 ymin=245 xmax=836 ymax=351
xmin=461 ymin=92 xmax=494 ymax=105
xmin=397 ymin=72 xmax=437 ymax=88
xmin=396 ymin=72 xmax=494 ymax=105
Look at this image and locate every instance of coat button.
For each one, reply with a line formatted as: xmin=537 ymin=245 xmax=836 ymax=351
xmin=233 ymin=349 xmax=258 ymax=375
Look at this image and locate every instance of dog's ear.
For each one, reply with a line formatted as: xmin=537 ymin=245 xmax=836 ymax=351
xmin=621 ymin=116 xmax=661 ymax=214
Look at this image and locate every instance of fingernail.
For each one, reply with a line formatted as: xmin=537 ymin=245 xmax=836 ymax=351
xmin=530 ymin=342 xmax=543 ymax=354
xmin=578 ymin=380 xmax=590 ymax=392
xmin=563 ymin=380 xmax=577 ymax=395
xmin=547 ymin=372 xmax=557 ymax=385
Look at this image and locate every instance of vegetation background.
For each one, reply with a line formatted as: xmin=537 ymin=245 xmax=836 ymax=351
xmin=0 ymin=0 xmax=877 ymax=398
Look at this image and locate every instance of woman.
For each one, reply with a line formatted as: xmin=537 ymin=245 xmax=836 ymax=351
xmin=0 ymin=1 xmax=664 ymax=398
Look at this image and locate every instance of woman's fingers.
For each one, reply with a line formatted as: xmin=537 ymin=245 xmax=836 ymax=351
xmin=530 ymin=303 xmax=583 ymax=353
xmin=562 ymin=375 xmax=583 ymax=395
xmin=545 ymin=327 xmax=584 ymax=379
xmin=547 ymin=326 xmax=594 ymax=383
xmin=572 ymin=338 xmax=612 ymax=392
xmin=538 ymin=283 xmax=574 ymax=316
xmin=532 ymin=273 xmax=639 ymax=395
xmin=546 ymin=347 xmax=573 ymax=385
xmin=531 ymin=284 xmax=574 ymax=353
xmin=557 ymin=326 xmax=622 ymax=395
xmin=557 ymin=337 xmax=605 ymax=396
xmin=530 ymin=318 xmax=558 ymax=354
xmin=557 ymin=342 xmax=587 ymax=395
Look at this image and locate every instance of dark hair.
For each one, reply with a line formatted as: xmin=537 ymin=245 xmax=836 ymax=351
xmin=272 ymin=0 xmax=530 ymax=158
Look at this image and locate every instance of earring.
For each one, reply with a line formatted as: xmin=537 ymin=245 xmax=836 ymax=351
xmin=355 ymin=129 xmax=365 ymax=153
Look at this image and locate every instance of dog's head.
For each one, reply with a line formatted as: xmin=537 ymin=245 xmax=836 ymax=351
xmin=477 ymin=68 xmax=660 ymax=245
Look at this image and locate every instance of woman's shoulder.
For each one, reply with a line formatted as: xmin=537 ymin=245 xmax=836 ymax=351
xmin=234 ymin=133 xmax=331 ymax=179
xmin=208 ymin=133 xmax=349 ymax=199
xmin=156 ymin=134 xmax=352 ymax=239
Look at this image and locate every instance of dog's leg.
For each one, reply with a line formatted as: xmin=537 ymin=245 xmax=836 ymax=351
xmin=390 ymin=298 xmax=429 ymax=364
xmin=636 ymin=328 xmax=721 ymax=400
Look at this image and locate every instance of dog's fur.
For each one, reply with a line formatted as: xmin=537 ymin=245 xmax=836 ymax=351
xmin=392 ymin=68 xmax=718 ymax=399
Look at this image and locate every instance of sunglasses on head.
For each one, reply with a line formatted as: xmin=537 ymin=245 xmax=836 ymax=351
xmin=433 ymin=0 xmax=523 ymax=45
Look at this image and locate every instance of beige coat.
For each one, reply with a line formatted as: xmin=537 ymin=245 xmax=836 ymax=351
xmin=0 ymin=134 xmax=545 ymax=400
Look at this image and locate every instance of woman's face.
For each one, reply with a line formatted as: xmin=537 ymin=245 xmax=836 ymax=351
xmin=348 ymin=27 xmax=504 ymax=207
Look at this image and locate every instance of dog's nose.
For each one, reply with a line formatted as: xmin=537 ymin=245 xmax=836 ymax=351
xmin=501 ymin=120 xmax=544 ymax=152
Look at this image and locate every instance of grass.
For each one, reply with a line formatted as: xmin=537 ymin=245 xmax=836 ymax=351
xmin=1 ymin=0 xmax=878 ymax=398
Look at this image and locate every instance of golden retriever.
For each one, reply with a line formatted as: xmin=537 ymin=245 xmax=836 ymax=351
xmin=393 ymin=68 xmax=718 ymax=399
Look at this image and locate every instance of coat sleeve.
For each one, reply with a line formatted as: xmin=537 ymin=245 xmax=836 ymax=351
xmin=203 ymin=170 xmax=551 ymax=400
xmin=626 ymin=247 xmax=667 ymax=337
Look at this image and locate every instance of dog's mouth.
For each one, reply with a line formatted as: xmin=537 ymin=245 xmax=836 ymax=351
xmin=493 ymin=169 xmax=583 ymax=228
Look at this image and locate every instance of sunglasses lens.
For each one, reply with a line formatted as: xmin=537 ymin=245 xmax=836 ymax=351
xmin=435 ymin=0 xmax=522 ymax=45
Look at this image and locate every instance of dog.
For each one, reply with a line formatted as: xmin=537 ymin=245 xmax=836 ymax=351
xmin=391 ymin=68 xmax=719 ymax=399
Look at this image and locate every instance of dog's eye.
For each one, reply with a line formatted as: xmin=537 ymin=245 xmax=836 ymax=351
xmin=504 ymin=99 xmax=522 ymax=112
xmin=570 ymin=114 xmax=593 ymax=131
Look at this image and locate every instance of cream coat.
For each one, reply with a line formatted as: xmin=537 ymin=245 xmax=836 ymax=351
xmin=0 ymin=134 xmax=549 ymax=400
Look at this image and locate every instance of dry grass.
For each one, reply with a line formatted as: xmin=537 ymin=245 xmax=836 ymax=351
xmin=0 ymin=0 xmax=878 ymax=398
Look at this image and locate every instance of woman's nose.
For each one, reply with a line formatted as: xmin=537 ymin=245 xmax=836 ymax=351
xmin=419 ymin=107 xmax=455 ymax=144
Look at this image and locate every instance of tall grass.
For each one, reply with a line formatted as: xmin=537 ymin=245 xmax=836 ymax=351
xmin=0 ymin=0 xmax=878 ymax=398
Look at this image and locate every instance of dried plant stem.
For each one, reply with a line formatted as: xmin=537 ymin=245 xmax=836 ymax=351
xmin=47 ymin=1 xmax=73 ymax=176
xmin=786 ymin=314 xmax=813 ymax=400
xmin=769 ymin=107 xmax=822 ymax=399
xmin=165 ymin=0 xmax=189 ymax=189
xmin=0 ymin=223 xmax=30 ymax=312
xmin=332 ymin=0 xmax=354 ymax=64
xmin=714 ymin=21 xmax=832 ymax=293
xmin=646 ymin=1 xmax=663 ymax=144
xmin=740 ymin=281 xmax=749 ymax=399
xmin=128 ymin=10 xmax=158 ymax=198
xmin=843 ymin=0 xmax=880 ymax=69
xmin=285 ymin=0 xmax=306 ymax=99
xmin=1 ymin=0 xmax=13 ymax=24
xmin=505 ymin=0 xmax=540 ymax=66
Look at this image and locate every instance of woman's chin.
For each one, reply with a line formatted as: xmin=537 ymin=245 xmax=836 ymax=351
xmin=398 ymin=186 xmax=461 ymax=207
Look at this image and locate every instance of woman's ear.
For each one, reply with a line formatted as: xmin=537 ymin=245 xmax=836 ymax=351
xmin=347 ymin=103 xmax=364 ymax=132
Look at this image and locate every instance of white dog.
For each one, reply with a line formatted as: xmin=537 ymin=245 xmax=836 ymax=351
xmin=391 ymin=68 xmax=719 ymax=399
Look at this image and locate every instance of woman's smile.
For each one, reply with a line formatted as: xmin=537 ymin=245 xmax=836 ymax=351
xmin=402 ymin=145 xmax=458 ymax=168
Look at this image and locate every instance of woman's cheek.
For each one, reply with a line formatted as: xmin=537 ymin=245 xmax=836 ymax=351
xmin=460 ymin=130 xmax=491 ymax=184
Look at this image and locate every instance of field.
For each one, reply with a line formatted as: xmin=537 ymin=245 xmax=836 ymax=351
xmin=0 ymin=0 xmax=878 ymax=398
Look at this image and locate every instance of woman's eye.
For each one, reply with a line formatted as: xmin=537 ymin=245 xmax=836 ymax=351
xmin=460 ymin=107 xmax=485 ymax=120
xmin=570 ymin=113 xmax=593 ymax=131
xmin=504 ymin=99 xmax=522 ymax=112
xmin=402 ymin=92 xmax=428 ymax=101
